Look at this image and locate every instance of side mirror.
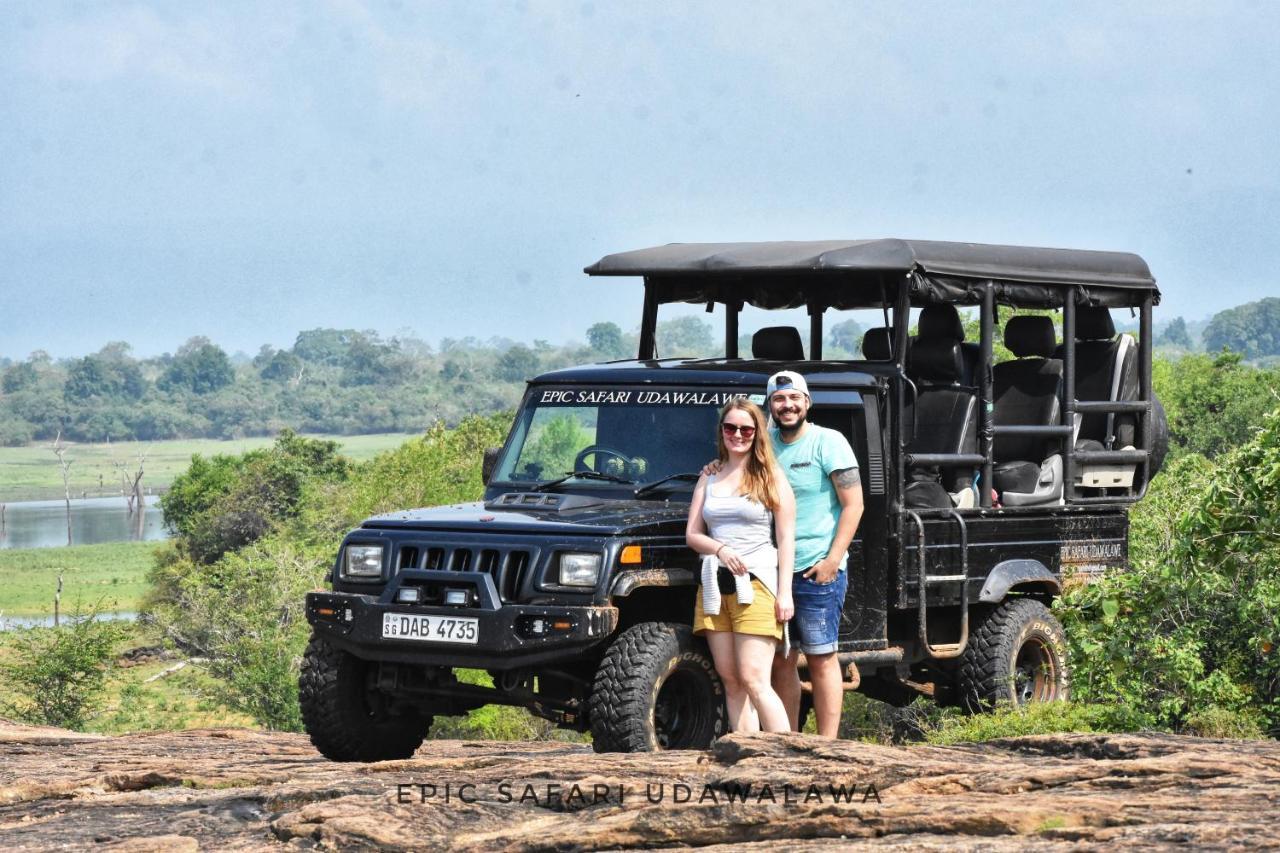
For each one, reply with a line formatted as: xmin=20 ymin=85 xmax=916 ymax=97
xmin=482 ymin=447 xmax=502 ymax=485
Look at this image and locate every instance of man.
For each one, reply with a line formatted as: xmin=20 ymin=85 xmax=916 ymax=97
xmin=764 ymin=371 xmax=863 ymax=737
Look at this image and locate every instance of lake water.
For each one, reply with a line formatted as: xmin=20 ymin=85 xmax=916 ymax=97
xmin=0 ymin=611 xmax=138 ymax=630
xmin=0 ymin=496 xmax=168 ymax=550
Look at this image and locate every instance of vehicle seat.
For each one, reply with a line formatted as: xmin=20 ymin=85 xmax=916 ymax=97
xmin=1054 ymin=306 xmax=1140 ymax=491
xmin=993 ymin=316 xmax=1064 ymax=506
xmin=861 ymin=327 xmax=894 ymax=360
xmin=904 ymin=337 xmax=978 ymax=509
xmin=912 ymin=305 xmax=980 ymax=385
xmin=752 ymin=326 xmax=805 ymax=360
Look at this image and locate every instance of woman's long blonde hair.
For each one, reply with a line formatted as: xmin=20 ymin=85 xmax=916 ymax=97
xmin=716 ymin=398 xmax=782 ymax=510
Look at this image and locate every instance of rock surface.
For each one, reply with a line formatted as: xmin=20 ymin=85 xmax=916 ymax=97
xmin=2 ymin=719 xmax=1278 ymax=850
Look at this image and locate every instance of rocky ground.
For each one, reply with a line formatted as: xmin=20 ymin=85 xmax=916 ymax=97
xmin=2 ymin=720 xmax=1278 ymax=850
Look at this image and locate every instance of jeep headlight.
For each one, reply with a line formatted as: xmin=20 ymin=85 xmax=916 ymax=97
xmin=343 ymin=545 xmax=384 ymax=578
xmin=558 ymin=553 xmax=601 ymax=587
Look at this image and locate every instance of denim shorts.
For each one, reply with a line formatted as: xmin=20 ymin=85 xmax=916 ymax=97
xmin=789 ymin=569 xmax=847 ymax=655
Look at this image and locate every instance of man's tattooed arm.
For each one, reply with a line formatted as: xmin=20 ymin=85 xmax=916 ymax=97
xmin=833 ymin=467 xmax=860 ymax=489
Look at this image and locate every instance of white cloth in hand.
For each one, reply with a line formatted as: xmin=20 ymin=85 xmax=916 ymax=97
xmin=700 ymin=554 xmax=754 ymax=615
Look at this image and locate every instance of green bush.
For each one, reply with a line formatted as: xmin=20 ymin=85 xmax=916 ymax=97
xmin=837 ymin=693 xmax=1150 ymax=745
xmin=1154 ymin=351 xmax=1280 ymax=459
xmin=922 ymin=702 xmax=1149 ymax=746
xmin=426 ymin=670 xmax=583 ymax=742
xmin=1180 ymin=706 xmax=1266 ymax=739
xmin=0 ymin=414 xmax=35 ymax=446
xmin=143 ymin=534 xmax=331 ymax=730
xmin=1059 ymin=406 xmax=1280 ymax=734
xmin=161 ymin=430 xmax=350 ymax=564
xmin=144 ymin=414 xmax=511 ymax=731
xmin=333 ymin=413 xmax=509 ymax=528
xmin=0 ymin=614 xmax=128 ymax=730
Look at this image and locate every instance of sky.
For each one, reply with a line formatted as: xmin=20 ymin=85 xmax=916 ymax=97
xmin=2 ymin=1 xmax=1279 ymax=359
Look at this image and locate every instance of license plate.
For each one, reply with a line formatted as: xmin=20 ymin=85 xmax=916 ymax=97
xmin=382 ymin=613 xmax=479 ymax=644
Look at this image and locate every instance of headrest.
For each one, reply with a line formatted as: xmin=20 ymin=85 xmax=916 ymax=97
xmin=752 ymin=326 xmax=804 ymax=360
xmin=1075 ymin=306 xmax=1115 ymax=341
xmin=908 ymin=338 xmax=964 ymax=382
xmin=1004 ymin=315 xmax=1057 ymax=358
xmin=861 ymin=327 xmax=893 ymax=360
xmin=918 ymin=305 xmax=965 ymax=341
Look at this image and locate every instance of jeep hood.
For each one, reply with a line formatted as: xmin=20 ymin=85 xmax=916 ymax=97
xmin=358 ymin=498 xmax=690 ymax=537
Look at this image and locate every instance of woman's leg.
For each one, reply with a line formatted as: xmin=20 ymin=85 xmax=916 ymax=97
xmin=733 ymin=633 xmax=791 ymax=732
xmin=704 ymin=630 xmax=756 ymax=732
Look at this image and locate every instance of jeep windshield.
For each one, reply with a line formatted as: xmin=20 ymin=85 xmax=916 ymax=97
xmin=492 ymin=386 xmax=756 ymax=497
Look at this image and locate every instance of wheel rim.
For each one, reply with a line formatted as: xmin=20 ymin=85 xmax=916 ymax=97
xmin=653 ymin=667 xmax=716 ymax=749
xmin=1013 ymin=636 xmax=1058 ymax=704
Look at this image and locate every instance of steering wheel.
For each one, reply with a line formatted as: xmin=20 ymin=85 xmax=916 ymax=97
xmin=574 ymin=445 xmax=633 ymax=473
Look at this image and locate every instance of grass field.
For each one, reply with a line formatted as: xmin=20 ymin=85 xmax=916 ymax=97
xmin=0 ymin=432 xmax=418 ymax=503
xmin=0 ymin=622 xmax=254 ymax=734
xmin=0 ymin=541 xmax=161 ymax=618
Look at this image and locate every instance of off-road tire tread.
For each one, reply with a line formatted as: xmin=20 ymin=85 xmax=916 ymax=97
xmin=957 ymin=598 xmax=1068 ymax=712
xmin=587 ymin=621 xmax=721 ymax=754
xmin=298 ymin=633 xmax=430 ymax=762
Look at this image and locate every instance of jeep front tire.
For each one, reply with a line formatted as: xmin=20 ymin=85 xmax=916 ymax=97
xmin=588 ymin=622 xmax=726 ymax=753
xmin=298 ymin=633 xmax=432 ymax=762
xmin=958 ymin=598 xmax=1069 ymax=711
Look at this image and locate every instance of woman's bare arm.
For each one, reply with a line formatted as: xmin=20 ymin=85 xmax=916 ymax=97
xmin=772 ymin=467 xmax=795 ymax=621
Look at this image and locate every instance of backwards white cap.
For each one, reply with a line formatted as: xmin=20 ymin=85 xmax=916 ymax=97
xmin=766 ymin=370 xmax=809 ymax=400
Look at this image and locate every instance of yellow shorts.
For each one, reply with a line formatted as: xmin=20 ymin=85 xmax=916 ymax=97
xmin=693 ymin=578 xmax=783 ymax=641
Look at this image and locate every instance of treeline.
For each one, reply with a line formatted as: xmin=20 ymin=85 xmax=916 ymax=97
xmin=3 ymin=296 xmax=1278 ymax=447
xmin=0 ymin=316 xmax=869 ymax=447
xmin=0 ymin=326 xmax=623 ymax=446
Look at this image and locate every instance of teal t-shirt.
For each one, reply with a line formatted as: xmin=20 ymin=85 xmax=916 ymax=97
xmin=770 ymin=424 xmax=859 ymax=572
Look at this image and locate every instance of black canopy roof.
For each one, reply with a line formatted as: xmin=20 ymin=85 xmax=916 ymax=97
xmin=585 ymin=239 xmax=1159 ymax=308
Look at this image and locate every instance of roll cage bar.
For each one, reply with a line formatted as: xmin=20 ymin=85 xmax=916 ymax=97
xmin=587 ymin=239 xmax=1160 ymax=507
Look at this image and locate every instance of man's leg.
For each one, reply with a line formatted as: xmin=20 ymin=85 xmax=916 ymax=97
xmin=807 ymin=651 xmax=843 ymax=738
xmin=771 ymin=648 xmax=802 ymax=731
xmin=789 ymin=570 xmax=850 ymax=738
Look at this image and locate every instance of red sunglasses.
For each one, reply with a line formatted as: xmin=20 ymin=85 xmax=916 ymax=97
xmin=721 ymin=423 xmax=757 ymax=438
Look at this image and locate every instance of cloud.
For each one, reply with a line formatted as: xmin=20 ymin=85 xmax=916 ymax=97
xmin=21 ymin=5 xmax=259 ymax=99
xmin=322 ymin=0 xmax=485 ymax=116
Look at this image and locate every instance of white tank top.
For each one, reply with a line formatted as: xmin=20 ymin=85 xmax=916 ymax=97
xmin=702 ymin=474 xmax=779 ymax=596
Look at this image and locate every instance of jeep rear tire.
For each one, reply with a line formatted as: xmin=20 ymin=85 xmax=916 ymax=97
xmin=299 ymin=633 xmax=432 ymax=762
xmin=588 ymin=622 xmax=726 ymax=753
xmin=958 ymin=598 xmax=1069 ymax=711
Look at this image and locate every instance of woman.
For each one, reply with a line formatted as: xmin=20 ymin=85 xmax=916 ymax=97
xmin=686 ymin=398 xmax=795 ymax=733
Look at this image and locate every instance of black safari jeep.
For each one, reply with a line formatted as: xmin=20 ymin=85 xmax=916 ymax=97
xmin=300 ymin=239 xmax=1167 ymax=759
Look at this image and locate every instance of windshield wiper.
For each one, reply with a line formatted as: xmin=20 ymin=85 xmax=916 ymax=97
xmin=633 ymin=472 xmax=701 ymax=499
xmin=529 ymin=470 xmax=636 ymax=492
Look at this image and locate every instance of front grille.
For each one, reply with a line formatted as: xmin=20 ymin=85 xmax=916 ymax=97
xmin=397 ymin=542 xmax=534 ymax=603
xmin=502 ymin=551 xmax=530 ymax=602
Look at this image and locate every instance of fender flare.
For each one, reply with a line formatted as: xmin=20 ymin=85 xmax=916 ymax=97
xmin=978 ymin=559 xmax=1061 ymax=604
xmin=610 ymin=568 xmax=696 ymax=597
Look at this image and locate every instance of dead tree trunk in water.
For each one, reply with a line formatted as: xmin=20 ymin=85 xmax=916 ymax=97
xmin=52 ymin=431 xmax=73 ymax=546
xmin=54 ymin=572 xmax=63 ymax=628
xmin=113 ymin=447 xmax=149 ymax=540
xmin=113 ymin=448 xmax=148 ymax=517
